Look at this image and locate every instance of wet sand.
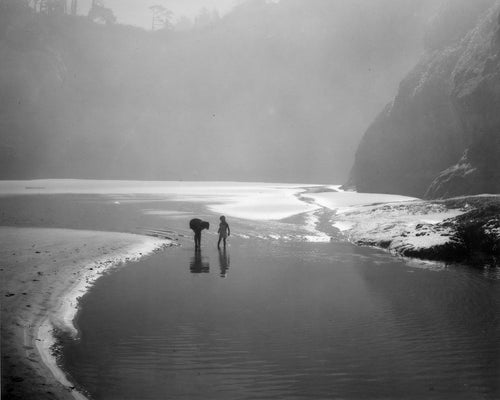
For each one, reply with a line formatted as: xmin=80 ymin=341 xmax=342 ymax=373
xmin=1 ymin=227 xmax=170 ymax=400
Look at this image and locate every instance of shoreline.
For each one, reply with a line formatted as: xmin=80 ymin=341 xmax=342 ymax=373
xmin=1 ymin=227 xmax=171 ymax=400
xmin=1 ymin=182 xmax=498 ymax=399
xmin=327 ymin=195 xmax=500 ymax=266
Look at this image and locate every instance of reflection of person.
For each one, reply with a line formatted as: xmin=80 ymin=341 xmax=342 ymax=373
xmin=218 ymin=248 xmax=230 ymax=278
xmin=190 ymin=250 xmax=210 ymax=274
xmin=189 ymin=218 xmax=209 ymax=250
xmin=217 ymin=216 xmax=230 ymax=249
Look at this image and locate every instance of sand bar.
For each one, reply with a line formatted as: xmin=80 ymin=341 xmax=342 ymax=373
xmin=1 ymin=227 xmax=170 ymax=400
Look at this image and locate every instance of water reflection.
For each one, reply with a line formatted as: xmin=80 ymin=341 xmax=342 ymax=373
xmin=354 ymin=245 xmax=500 ymax=397
xmin=64 ymin=239 xmax=500 ymax=400
xmin=218 ymin=248 xmax=230 ymax=278
xmin=189 ymin=250 xmax=210 ymax=273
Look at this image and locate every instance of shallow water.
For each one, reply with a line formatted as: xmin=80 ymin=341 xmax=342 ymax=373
xmin=59 ymin=198 xmax=500 ymax=400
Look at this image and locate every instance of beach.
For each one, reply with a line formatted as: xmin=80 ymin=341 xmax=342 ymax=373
xmin=1 ymin=180 xmax=498 ymax=399
xmin=0 ymin=181 xmax=319 ymax=400
xmin=1 ymin=227 xmax=170 ymax=400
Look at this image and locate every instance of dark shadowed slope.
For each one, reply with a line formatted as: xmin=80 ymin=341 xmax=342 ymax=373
xmin=348 ymin=0 xmax=500 ymax=198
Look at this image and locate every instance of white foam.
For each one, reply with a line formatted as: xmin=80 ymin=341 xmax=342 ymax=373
xmin=301 ymin=211 xmax=331 ymax=242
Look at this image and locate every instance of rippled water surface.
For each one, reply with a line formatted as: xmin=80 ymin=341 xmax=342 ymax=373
xmin=60 ymin=199 xmax=500 ymax=400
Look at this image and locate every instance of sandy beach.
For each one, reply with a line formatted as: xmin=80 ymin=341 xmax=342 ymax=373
xmin=1 ymin=227 xmax=170 ymax=400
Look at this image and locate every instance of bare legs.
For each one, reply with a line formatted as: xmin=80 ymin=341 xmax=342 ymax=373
xmin=217 ymin=236 xmax=226 ymax=249
xmin=194 ymin=231 xmax=201 ymax=250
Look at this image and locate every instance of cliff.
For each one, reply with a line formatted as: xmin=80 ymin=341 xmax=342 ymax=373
xmin=348 ymin=0 xmax=500 ymax=199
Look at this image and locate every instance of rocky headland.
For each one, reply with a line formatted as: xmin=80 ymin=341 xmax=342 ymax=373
xmin=344 ymin=0 xmax=500 ymax=266
xmin=334 ymin=195 xmax=500 ymax=267
xmin=348 ymin=0 xmax=500 ymax=199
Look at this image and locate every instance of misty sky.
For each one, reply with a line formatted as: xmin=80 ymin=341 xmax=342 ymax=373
xmin=1 ymin=0 xmax=444 ymax=183
xmin=77 ymin=0 xmax=239 ymax=28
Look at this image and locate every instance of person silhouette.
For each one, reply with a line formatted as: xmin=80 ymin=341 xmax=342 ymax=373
xmin=217 ymin=216 xmax=230 ymax=249
xmin=189 ymin=218 xmax=209 ymax=250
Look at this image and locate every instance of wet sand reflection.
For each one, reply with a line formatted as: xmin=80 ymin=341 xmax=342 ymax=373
xmin=189 ymin=250 xmax=210 ymax=273
xmin=218 ymin=248 xmax=230 ymax=278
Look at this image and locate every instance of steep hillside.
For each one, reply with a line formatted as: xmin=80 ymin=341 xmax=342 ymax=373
xmin=0 ymin=1 xmax=434 ymax=183
xmin=348 ymin=0 xmax=500 ymax=198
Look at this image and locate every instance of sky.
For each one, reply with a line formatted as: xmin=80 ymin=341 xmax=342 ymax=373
xmin=77 ymin=0 xmax=238 ymax=28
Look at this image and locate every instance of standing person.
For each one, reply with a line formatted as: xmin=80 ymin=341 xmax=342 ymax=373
xmin=189 ymin=218 xmax=209 ymax=250
xmin=217 ymin=215 xmax=230 ymax=249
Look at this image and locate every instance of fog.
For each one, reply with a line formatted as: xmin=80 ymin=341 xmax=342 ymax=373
xmin=76 ymin=0 xmax=237 ymax=28
xmin=0 ymin=0 xmax=442 ymax=183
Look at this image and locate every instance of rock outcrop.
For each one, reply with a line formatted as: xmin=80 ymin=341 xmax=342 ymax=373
xmin=348 ymin=0 xmax=500 ymax=199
